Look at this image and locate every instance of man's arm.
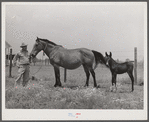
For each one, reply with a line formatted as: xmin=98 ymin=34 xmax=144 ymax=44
xmin=13 ymin=53 xmax=19 ymax=66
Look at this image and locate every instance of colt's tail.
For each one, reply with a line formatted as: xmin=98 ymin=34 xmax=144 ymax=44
xmin=92 ymin=50 xmax=106 ymax=70
xmin=127 ymin=61 xmax=135 ymax=66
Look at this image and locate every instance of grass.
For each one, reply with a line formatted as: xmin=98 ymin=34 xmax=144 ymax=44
xmin=5 ymin=64 xmax=144 ymax=109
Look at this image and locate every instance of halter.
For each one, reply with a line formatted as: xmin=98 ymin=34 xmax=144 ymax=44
xmin=106 ymin=58 xmax=110 ymax=66
xmin=38 ymin=41 xmax=47 ymax=52
xmin=42 ymin=42 xmax=48 ymax=52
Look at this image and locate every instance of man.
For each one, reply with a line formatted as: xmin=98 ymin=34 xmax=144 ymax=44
xmin=13 ymin=42 xmax=30 ymax=87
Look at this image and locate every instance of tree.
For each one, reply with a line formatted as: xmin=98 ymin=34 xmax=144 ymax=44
xmin=117 ymin=59 xmax=119 ymax=63
xmin=126 ymin=58 xmax=130 ymax=62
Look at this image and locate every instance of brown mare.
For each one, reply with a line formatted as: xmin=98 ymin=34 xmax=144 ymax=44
xmin=105 ymin=52 xmax=134 ymax=92
xmin=30 ymin=37 xmax=106 ymax=88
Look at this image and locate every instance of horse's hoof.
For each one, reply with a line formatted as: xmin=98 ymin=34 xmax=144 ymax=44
xmin=84 ymin=84 xmax=88 ymax=87
xmin=96 ymin=85 xmax=100 ymax=88
xmin=58 ymin=83 xmax=62 ymax=87
xmin=110 ymin=89 xmax=113 ymax=92
xmin=113 ymin=89 xmax=117 ymax=93
xmin=54 ymin=84 xmax=62 ymax=87
xmin=110 ymin=86 xmax=113 ymax=92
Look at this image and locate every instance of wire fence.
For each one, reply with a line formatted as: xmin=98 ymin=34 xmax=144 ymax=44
xmin=6 ymin=48 xmax=144 ymax=68
xmin=104 ymin=49 xmax=144 ymax=59
xmin=30 ymin=49 xmax=144 ymax=66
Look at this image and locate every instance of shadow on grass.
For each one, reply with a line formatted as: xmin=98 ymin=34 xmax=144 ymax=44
xmin=62 ymin=85 xmax=84 ymax=90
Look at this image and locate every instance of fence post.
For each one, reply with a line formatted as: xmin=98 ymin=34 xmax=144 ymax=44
xmin=134 ymin=47 xmax=137 ymax=84
xmin=64 ymin=68 xmax=67 ymax=82
xmin=48 ymin=59 xmax=50 ymax=65
xmin=9 ymin=48 xmax=12 ymax=77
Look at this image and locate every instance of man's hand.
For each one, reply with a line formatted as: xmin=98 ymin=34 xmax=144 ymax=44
xmin=29 ymin=55 xmax=32 ymax=63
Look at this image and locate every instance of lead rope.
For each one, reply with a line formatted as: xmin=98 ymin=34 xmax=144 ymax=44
xmin=30 ymin=51 xmax=45 ymax=77
xmin=30 ymin=42 xmax=47 ymax=79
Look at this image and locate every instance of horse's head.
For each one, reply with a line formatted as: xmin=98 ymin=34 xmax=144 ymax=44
xmin=30 ymin=37 xmax=45 ymax=58
xmin=105 ymin=52 xmax=112 ymax=67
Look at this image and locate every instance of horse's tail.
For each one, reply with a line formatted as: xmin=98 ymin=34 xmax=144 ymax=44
xmin=92 ymin=50 xmax=106 ymax=70
xmin=127 ymin=61 xmax=135 ymax=66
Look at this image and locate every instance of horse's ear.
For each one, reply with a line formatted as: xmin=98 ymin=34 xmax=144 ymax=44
xmin=110 ymin=52 xmax=112 ymax=57
xmin=105 ymin=52 xmax=108 ymax=56
xmin=36 ymin=37 xmax=39 ymax=42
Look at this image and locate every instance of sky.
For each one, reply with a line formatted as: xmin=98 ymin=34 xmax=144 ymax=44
xmin=4 ymin=2 xmax=146 ymax=61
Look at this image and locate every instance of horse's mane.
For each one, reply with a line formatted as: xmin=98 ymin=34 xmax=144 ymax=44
xmin=39 ymin=38 xmax=57 ymax=46
xmin=111 ymin=57 xmax=117 ymax=64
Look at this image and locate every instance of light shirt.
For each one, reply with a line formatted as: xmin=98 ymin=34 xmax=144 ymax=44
xmin=13 ymin=50 xmax=30 ymax=66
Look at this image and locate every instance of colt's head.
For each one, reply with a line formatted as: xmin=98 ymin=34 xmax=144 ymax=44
xmin=105 ymin=52 xmax=112 ymax=67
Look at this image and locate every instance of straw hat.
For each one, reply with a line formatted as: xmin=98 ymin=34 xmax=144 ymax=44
xmin=20 ymin=42 xmax=28 ymax=47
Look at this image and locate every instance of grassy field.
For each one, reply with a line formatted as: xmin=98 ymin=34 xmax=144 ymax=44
xmin=5 ymin=63 xmax=144 ymax=109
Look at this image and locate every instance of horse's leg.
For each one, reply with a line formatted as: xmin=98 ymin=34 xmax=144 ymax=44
xmin=53 ymin=66 xmax=62 ymax=87
xmin=83 ymin=65 xmax=90 ymax=87
xmin=127 ymin=71 xmax=134 ymax=92
xmin=90 ymin=68 xmax=97 ymax=87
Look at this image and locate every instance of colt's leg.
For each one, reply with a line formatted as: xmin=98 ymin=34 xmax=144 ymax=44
xmin=111 ymin=73 xmax=114 ymax=86
xmin=110 ymin=73 xmax=114 ymax=91
xmin=90 ymin=69 xmax=97 ymax=87
xmin=111 ymin=73 xmax=117 ymax=91
xmin=114 ymin=74 xmax=117 ymax=91
xmin=54 ymin=66 xmax=62 ymax=87
xmin=83 ymin=65 xmax=90 ymax=87
xmin=127 ymin=71 xmax=134 ymax=92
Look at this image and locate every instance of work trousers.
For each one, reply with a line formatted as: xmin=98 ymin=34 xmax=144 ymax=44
xmin=15 ymin=64 xmax=30 ymax=86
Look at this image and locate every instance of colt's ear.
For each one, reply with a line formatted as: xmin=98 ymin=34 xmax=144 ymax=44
xmin=105 ymin=52 xmax=108 ymax=57
xmin=110 ymin=52 xmax=112 ymax=57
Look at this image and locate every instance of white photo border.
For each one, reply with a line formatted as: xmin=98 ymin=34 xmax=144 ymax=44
xmin=2 ymin=2 xmax=148 ymax=120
